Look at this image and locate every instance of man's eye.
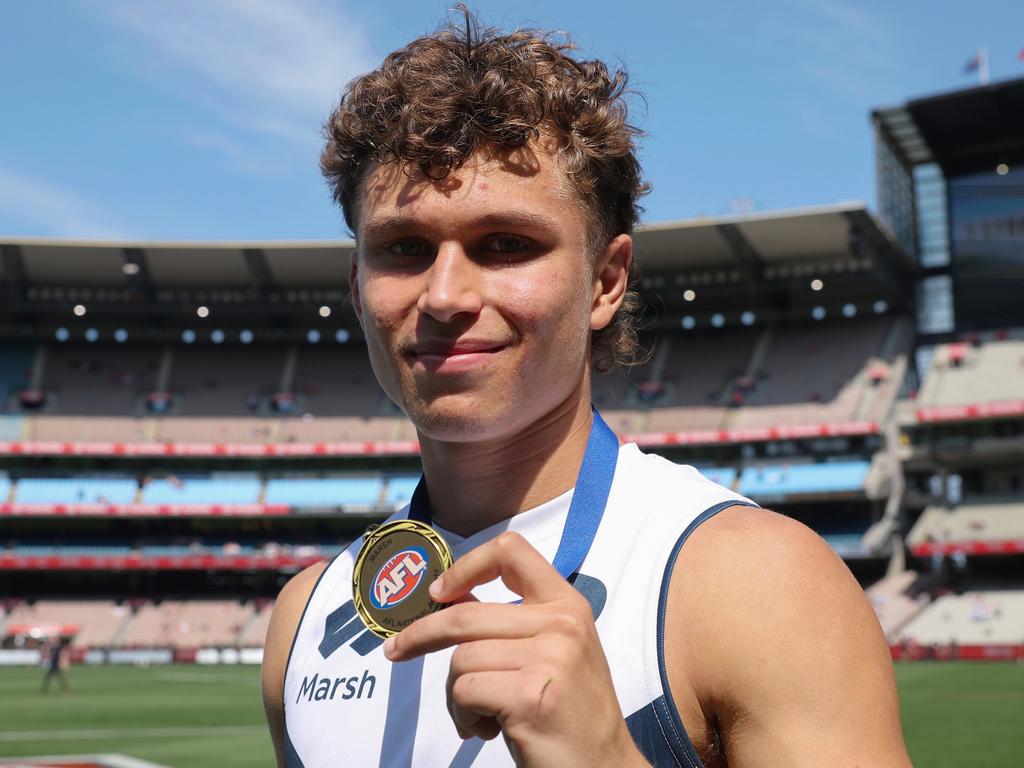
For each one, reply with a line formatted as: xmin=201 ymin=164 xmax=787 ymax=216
xmin=486 ymin=236 xmax=529 ymax=253
xmin=386 ymin=240 xmax=431 ymax=258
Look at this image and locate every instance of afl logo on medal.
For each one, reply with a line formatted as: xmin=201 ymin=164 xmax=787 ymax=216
xmin=353 ymin=519 xmax=453 ymax=638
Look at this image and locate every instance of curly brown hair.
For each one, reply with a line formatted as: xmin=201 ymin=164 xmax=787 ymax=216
xmin=321 ymin=9 xmax=649 ymax=371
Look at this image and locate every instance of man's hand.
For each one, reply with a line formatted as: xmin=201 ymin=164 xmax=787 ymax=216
xmin=383 ymin=531 xmax=648 ymax=768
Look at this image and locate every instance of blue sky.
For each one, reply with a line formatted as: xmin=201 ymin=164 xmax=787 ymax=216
xmin=1 ymin=0 xmax=1022 ymax=241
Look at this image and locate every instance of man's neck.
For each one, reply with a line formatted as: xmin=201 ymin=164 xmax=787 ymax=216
xmin=417 ymin=388 xmax=595 ymax=538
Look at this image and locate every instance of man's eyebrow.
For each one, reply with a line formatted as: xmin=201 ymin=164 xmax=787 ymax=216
xmin=360 ymin=210 xmax=562 ymax=240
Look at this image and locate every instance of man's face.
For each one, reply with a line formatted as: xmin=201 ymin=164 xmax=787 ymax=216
xmin=350 ymin=145 xmax=611 ymax=443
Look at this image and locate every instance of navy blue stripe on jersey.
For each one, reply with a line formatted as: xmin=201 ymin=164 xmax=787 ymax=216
xmin=568 ymin=572 xmax=608 ymax=621
xmin=284 ymin=727 xmax=307 ymax=768
xmin=626 ymin=695 xmax=696 ymax=768
xmin=652 ymin=499 xmax=762 ymax=768
xmin=318 ymin=599 xmax=386 ymax=658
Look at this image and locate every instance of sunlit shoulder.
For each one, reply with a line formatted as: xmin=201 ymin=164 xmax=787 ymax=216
xmin=665 ymin=505 xmax=913 ymax=767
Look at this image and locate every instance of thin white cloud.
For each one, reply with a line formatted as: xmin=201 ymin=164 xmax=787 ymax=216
xmin=0 ymin=167 xmax=128 ymax=238
xmin=796 ymin=0 xmax=887 ymax=43
xmin=787 ymin=0 xmax=897 ymax=104
xmin=86 ymin=0 xmax=376 ymax=146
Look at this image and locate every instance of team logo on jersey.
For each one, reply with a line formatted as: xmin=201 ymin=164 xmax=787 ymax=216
xmin=370 ymin=546 xmax=428 ymax=609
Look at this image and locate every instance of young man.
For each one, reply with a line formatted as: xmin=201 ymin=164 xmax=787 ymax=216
xmin=262 ymin=14 xmax=912 ymax=768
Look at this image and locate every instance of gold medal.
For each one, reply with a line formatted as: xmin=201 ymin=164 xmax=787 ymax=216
xmin=352 ymin=519 xmax=453 ymax=639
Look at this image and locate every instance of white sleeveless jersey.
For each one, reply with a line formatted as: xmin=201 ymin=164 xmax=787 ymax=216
xmin=282 ymin=444 xmax=756 ymax=768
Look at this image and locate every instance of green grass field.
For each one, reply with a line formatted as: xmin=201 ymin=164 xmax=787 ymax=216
xmin=0 ymin=662 xmax=1022 ymax=766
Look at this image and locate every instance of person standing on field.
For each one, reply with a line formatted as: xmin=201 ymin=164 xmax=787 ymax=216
xmin=40 ymin=636 xmax=70 ymax=695
xmin=262 ymin=9 xmax=912 ymax=767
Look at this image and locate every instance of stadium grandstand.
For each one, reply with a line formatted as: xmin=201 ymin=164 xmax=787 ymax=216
xmin=1 ymin=76 xmax=1023 ymax=668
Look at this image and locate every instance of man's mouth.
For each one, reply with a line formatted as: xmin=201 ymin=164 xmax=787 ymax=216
xmin=408 ymin=340 xmax=507 ymax=370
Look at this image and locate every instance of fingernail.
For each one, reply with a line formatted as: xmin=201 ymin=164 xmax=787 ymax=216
xmin=383 ymin=636 xmax=395 ymax=657
xmin=429 ymin=575 xmax=444 ymax=598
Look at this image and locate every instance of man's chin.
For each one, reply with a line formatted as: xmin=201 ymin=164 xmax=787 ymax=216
xmin=405 ymin=397 xmax=515 ymax=444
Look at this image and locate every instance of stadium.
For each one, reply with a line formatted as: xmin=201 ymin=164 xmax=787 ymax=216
xmin=1 ymin=74 xmax=1023 ymax=767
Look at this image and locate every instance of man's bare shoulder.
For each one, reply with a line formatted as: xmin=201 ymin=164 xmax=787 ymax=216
xmin=263 ymin=560 xmax=329 ymax=687
xmin=261 ymin=560 xmax=330 ymax=767
xmin=665 ymin=505 xmax=911 ymax=767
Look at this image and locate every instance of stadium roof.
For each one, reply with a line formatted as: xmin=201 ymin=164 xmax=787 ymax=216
xmin=1 ymin=239 xmax=353 ymax=288
xmin=0 ymin=201 xmax=911 ymax=289
xmin=873 ymin=76 xmax=1024 ymax=177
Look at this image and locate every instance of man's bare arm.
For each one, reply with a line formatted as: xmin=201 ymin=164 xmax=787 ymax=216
xmin=261 ymin=562 xmax=328 ymax=768
xmin=666 ymin=506 xmax=912 ymax=768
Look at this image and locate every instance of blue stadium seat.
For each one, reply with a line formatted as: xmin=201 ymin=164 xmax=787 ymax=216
xmin=695 ymin=467 xmax=737 ymax=488
xmin=141 ymin=475 xmax=261 ymax=505
xmin=821 ymin=532 xmax=868 ymax=558
xmin=264 ymin=476 xmax=384 ymax=507
xmin=738 ymin=461 xmax=870 ymax=497
xmin=0 ymin=416 xmax=23 ymax=441
xmin=384 ymin=474 xmax=420 ymax=505
xmin=16 ymin=477 xmax=138 ymax=504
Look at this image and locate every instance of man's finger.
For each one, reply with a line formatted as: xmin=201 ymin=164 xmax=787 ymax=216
xmin=448 ymin=638 xmax=534 ymax=677
xmin=384 ymin=602 xmax=549 ymax=660
xmin=446 ymin=639 xmax=532 ymax=740
xmin=429 ymin=530 xmax=571 ymax=605
xmin=449 ymin=669 xmax=554 ymax=736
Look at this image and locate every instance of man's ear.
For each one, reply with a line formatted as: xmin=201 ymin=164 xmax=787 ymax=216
xmin=349 ymin=250 xmax=364 ymax=327
xmin=590 ymin=234 xmax=632 ymax=331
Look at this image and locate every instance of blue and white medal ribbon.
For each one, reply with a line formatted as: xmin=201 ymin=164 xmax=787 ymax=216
xmin=405 ymin=408 xmax=619 ymax=580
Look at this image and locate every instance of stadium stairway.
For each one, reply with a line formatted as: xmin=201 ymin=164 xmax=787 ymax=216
xmin=235 ymin=604 xmax=266 ymax=646
xmin=867 ymin=570 xmax=925 ymax=639
xmin=719 ymin=325 xmax=772 ymax=418
xmin=110 ymin=610 xmax=135 ymax=647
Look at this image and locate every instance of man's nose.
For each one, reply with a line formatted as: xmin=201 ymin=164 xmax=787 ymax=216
xmin=417 ymin=243 xmax=483 ymax=322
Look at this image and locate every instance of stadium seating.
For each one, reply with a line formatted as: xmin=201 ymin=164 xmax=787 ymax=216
xmin=896 ymin=590 xmax=1024 ymax=645
xmin=648 ymin=329 xmax=757 ymax=431
xmin=729 ymin=318 xmax=896 ymax=429
xmin=1 ymin=599 xmax=286 ymax=650
xmin=2 ymin=600 xmax=129 ymax=648
xmin=819 ymin=530 xmax=870 ymax=558
xmin=868 ymin=571 xmax=927 ymax=638
xmin=908 ymin=498 xmax=1024 ymax=548
xmin=155 ymin=416 xmax=277 ymax=444
xmin=264 ymin=475 xmax=385 ymax=507
xmin=278 ymin=415 xmax=406 ymax=442
xmin=238 ymin=601 xmax=274 ymax=647
xmin=918 ymin=338 xmax=1024 ymax=408
xmin=384 ymin=474 xmax=420 ymax=505
xmin=737 ymin=460 xmax=871 ymax=498
xmin=591 ymin=368 xmax=647 ymax=434
xmin=30 ymin=415 xmax=150 ymax=442
xmin=120 ymin=600 xmax=253 ymax=648
xmin=292 ymin=345 xmax=387 ymax=416
xmin=41 ymin=343 xmax=159 ymax=415
xmin=0 ymin=415 xmax=24 ymax=440
xmin=141 ymin=475 xmax=262 ymax=505
xmin=694 ymin=466 xmax=737 ymax=489
xmin=0 ymin=344 xmax=35 ymax=411
xmin=167 ymin=346 xmax=287 ymax=416
xmin=15 ymin=477 xmax=138 ymax=504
